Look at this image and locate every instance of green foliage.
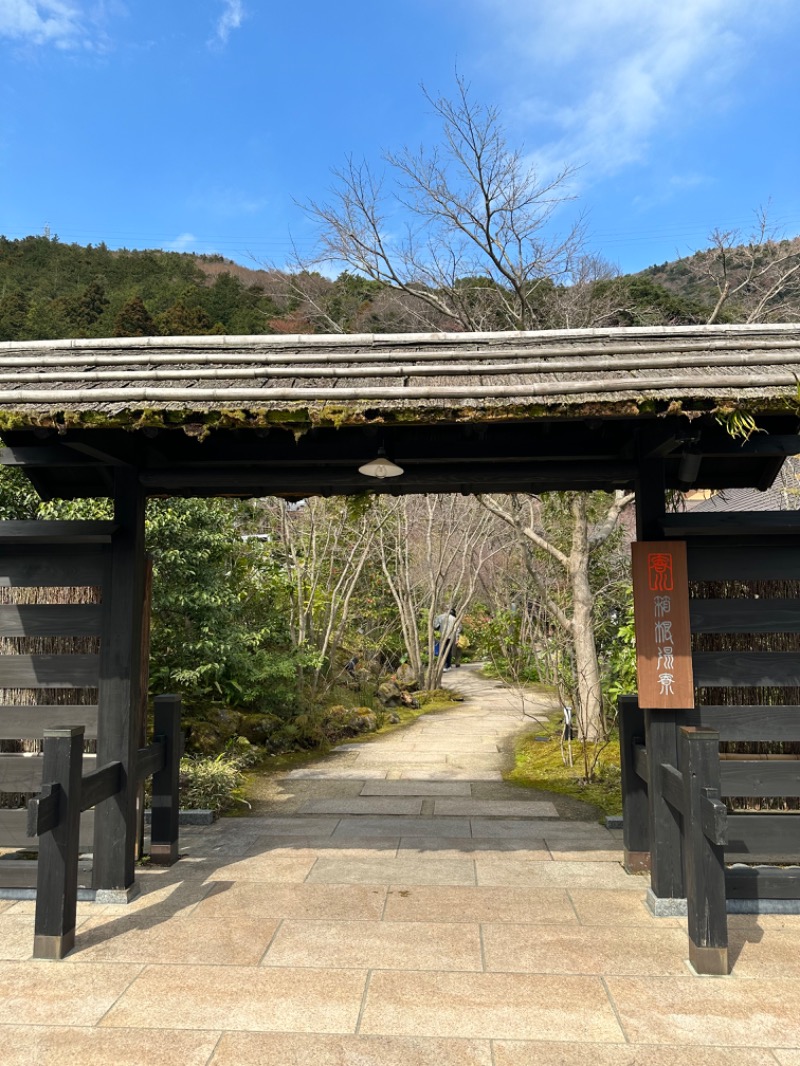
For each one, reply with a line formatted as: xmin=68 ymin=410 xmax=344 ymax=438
xmin=178 ymin=740 xmax=258 ymax=813
xmin=714 ymin=408 xmax=765 ymax=442
xmin=506 ymin=727 xmax=622 ymax=816
xmin=0 ymin=235 xmax=281 ymax=340
xmin=144 ymin=498 xmax=305 ymax=716
xmin=604 ymin=589 xmax=638 ymax=706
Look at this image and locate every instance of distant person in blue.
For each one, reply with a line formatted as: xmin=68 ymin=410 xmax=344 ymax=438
xmin=433 ymin=608 xmax=460 ymax=671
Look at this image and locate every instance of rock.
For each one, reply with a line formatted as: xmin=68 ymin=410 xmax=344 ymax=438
xmin=395 ymin=663 xmax=418 ymax=690
xmin=377 ymin=679 xmax=403 ymax=707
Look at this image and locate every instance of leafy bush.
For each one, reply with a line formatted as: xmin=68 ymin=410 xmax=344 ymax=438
xmin=178 ymin=739 xmax=258 ymax=813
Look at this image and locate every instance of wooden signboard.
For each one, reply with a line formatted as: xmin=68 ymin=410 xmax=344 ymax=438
xmin=631 ymin=541 xmax=694 ymax=709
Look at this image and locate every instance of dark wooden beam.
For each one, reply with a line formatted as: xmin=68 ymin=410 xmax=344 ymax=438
xmin=93 ymin=469 xmax=146 ymax=894
xmin=693 ymin=652 xmax=800 ymax=688
xmin=0 ymin=604 xmax=103 ymax=638
xmin=0 ymin=654 xmax=99 ymax=688
xmin=0 ymin=521 xmax=115 ymax=545
xmin=0 ymin=705 xmax=98 ymax=741
xmin=690 ymin=599 xmax=800 ymax=634
xmin=684 ymin=706 xmax=800 ymax=743
xmin=688 ymin=543 xmax=800 ymax=581
xmin=665 ymin=512 xmax=800 ymax=536
xmin=719 ymin=760 xmax=800 ymax=798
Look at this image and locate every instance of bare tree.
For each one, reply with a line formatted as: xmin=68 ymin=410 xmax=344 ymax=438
xmin=303 ymin=76 xmax=584 ymax=332
xmin=696 ymin=208 xmax=800 ymax=324
xmin=262 ymin=498 xmax=385 ymax=694
xmin=478 ymin=490 xmax=634 ymax=746
xmin=376 ymin=494 xmax=508 ymax=688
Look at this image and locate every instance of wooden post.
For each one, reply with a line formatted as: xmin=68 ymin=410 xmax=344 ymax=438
xmin=33 ymin=727 xmax=84 ymax=960
xmin=149 ymin=694 xmax=182 ymax=865
xmin=645 ymin=708 xmax=685 ymax=902
xmin=619 ymin=696 xmax=650 ymax=873
xmin=635 ymin=458 xmax=666 ymax=541
xmin=93 ymin=469 xmax=146 ymax=894
xmin=681 ymin=725 xmax=728 ymax=976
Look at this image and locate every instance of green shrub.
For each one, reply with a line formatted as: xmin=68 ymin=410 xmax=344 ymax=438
xmin=178 ymin=740 xmax=257 ymax=812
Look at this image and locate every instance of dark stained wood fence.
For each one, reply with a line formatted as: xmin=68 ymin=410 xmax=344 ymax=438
xmin=622 ymin=507 xmax=800 ymax=975
xmin=0 ymin=522 xmax=111 ymax=863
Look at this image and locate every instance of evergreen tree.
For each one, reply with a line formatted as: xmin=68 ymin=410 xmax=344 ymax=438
xmin=113 ymin=295 xmax=156 ymax=337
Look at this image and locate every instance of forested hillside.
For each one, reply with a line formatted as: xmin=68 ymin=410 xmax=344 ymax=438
xmin=7 ymin=231 xmax=796 ymax=342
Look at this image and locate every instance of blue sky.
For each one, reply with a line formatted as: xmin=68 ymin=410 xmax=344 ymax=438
xmin=1 ymin=0 xmax=799 ymax=276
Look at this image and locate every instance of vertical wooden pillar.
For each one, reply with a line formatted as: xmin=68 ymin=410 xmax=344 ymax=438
xmin=33 ymin=727 xmax=84 ymax=960
xmin=635 ymin=457 xmax=666 ymax=541
xmin=645 ymin=708 xmax=685 ymax=901
xmin=681 ymin=726 xmax=728 ymax=975
xmin=93 ymin=469 xmax=146 ymax=894
xmin=619 ymin=696 xmax=650 ymax=873
xmin=149 ymin=694 xmax=182 ymax=865
xmin=635 ymin=455 xmax=684 ymax=903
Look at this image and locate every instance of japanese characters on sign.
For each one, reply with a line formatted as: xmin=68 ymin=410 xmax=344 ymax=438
xmin=631 ymin=541 xmax=694 ymax=709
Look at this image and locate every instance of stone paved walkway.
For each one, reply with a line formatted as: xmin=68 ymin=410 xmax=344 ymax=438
xmin=2 ymin=665 xmax=800 ymax=1064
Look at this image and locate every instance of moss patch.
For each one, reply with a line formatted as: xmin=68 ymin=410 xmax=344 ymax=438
xmin=505 ymin=719 xmax=623 ymax=818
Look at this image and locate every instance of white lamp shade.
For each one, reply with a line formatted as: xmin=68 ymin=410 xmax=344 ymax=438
xmin=358 ymin=453 xmax=404 ymax=478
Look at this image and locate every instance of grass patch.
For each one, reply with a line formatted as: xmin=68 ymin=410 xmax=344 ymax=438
xmin=505 ymin=720 xmax=622 ymax=817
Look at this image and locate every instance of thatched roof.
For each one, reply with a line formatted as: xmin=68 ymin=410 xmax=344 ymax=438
xmin=1 ymin=324 xmax=799 ymax=428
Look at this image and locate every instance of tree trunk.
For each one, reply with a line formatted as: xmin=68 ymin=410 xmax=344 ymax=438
xmin=569 ymin=496 xmax=605 ymax=742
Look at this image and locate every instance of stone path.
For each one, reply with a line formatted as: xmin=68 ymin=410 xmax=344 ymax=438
xmin=2 ymin=665 xmax=800 ymax=1064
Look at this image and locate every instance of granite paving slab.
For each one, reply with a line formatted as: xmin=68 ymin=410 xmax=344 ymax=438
xmin=359 ymin=971 xmax=625 ymax=1041
xmin=0 ymin=961 xmax=144 ymax=1026
xmin=332 ymin=816 xmax=472 ymax=838
xmin=434 ymin=799 xmax=559 ymax=818
xmin=476 ymin=858 xmax=646 ymax=889
xmin=194 ymin=882 xmax=387 ymax=920
xmin=0 ymin=1028 xmax=222 ymax=1066
xmin=383 ymin=885 xmax=576 ymax=924
xmin=360 ymin=780 xmax=472 ymax=797
xmin=299 ymin=798 xmax=424 ymax=816
xmin=284 ymin=768 xmax=389 ymax=780
xmin=399 ymin=769 xmax=503 ymax=781
xmin=606 ymin=975 xmax=800 ymax=1047
xmin=262 ymin=918 xmax=483 ymax=971
xmin=492 ymin=1043 xmax=778 ymax=1066
xmin=209 ymin=1033 xmax=494 ymax=1066
xmin=306 ymin=855 xmax=477 ymax=886
xmin=482 ymin=922 xmax=690 ymax=976
xmin=99 ymin=964 xmax=367 ymax=1033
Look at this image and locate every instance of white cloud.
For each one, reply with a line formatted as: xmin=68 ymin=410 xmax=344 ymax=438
xmin=0 ymin=0 xmax=85 ymax=47
xmin=167 ymin=233 xmax=198 ymax=252
xmin=470 ymin=0 xmax=788 ymax=176
xmin=212 ymin=0 xmax=244 ymax=46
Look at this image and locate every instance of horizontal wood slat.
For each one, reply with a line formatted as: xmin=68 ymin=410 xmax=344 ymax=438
xmin=688 ymin=544 xmax=800 ymax=582
xmin=726 ymin=813 xmax=800 ymax=855
xmin=0 ymin=753 xmax=96 ymax=793
xmin=0 ymin=809 xmax=93 ymax=849
xmin=683 ymin=706 xmax=800 ymax=742
xmin=136 ymin=741 xmax=165 ymax=782
xmin=0 ymin=654 xmax=99 ymax=688
xmin=726 ymin=866 xmax=800 ymax=899
xmin=0 ymin=706 xmax=98 ymax=740
xmin=664 ymin=512 xmax=800 ymax=537
xmin=0 ymin=520 xmax=115 ymax=545
xmin=0 ymin=548 xmax=105 ymax=588
xmin=693 ymin=652 xmax=800 ymax=688
xmin=0 ymin=604 xmax=102 ymax=638
xmin=720 ymin=761 xmax=800 ymax=797
xmin=80 ymin=762 xmax=121 ymax=811
xmin=690 ymin=599 xmax=800 ymax=634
